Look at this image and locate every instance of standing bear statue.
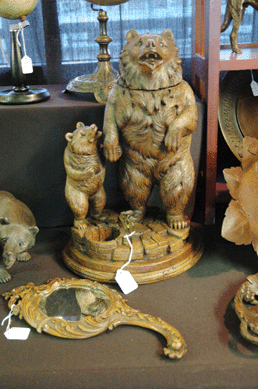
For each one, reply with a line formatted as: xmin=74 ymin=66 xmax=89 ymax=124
xmin=64 ymin=122 xmax=106 ymax=230
xmin=0 ymin=191 xmax=39 ymax=283
xmin=103 ymin=29 xmax=197 ymax=230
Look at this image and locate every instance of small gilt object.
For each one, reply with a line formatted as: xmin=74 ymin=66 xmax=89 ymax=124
xmin=234 ymin=273 xmax=258 ymax=345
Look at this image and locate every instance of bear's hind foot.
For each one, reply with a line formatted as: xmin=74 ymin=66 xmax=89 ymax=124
xmin=0 ymin=266 xmax=11 ymax=283
xmin=119 ymin=209 xmax=146 ymax=229
xmin=167 ymin=214 xmax=190 ymax=230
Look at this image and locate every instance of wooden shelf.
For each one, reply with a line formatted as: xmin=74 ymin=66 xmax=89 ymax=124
xmin=191 ymin=0 xmax=258 ymax=224
xmin=220 ymin=46 xmax=258 ymax=70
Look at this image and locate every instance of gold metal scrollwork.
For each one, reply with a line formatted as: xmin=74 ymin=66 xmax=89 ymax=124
xmin=234 ymin=273 xmax=258 ymax=345
xmin=3 ymin=278 xmax=187 ymax=359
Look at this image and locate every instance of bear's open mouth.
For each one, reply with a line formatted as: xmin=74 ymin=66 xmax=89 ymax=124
xmin=90 ymin=129 xmax=102 ymax=142
xmin=140 ymin=51 xmax=163 ymax=66
xmin=91 ymin=126 xmax=102 ymax=140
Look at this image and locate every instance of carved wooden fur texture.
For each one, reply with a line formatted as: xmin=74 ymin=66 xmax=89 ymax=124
xmin=103 ymin=30 xmax=197 ymax=230
xmin=64 ymin=122 xmax=106 ymax=230
xmin=62 ymin=32 xmax=203 ymax=284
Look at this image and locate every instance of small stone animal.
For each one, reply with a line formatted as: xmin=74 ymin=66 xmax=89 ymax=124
xmin=0 ymin=191 xmax=39 ymax=283
xmin=64 ymin=122 xmax=106 ymax=229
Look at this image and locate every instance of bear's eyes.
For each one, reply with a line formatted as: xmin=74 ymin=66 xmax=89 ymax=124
xmin=160 ymin=41 xmax=166 ymax=48
xmin=79 ymin=130 xmax=86 ymax=137
xmin=1 ymin=237 xmax=7 ymax=244
xmin=19 ymin=241 xmax=25 ymax=247
xmin=137 ymin=40 xmax=143 ymax=46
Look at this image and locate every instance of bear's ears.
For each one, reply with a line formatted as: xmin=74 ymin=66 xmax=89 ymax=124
xmin=29 ymin=226 xmax=39 ymax=236
xmin=76 ymin=121 xmax=85 ymax=129
xmin=125 ymin=29 xmax=174 ymax=43
xmin=65 ymin=122 xmax=86 ymax=142
xmin=126 ymin=29 xmax=139 ymax=43
xmin=65 ymin=132 xmax=73 ymax=142
xmin=161 ymin=30 xmax=174 ymax=41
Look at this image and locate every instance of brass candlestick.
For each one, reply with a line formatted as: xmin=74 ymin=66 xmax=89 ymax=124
xmin=66 ymin=4 xmax=118 ymax=104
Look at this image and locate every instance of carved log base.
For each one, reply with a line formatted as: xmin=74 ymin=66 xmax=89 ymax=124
xmin=62 ymin=209 xmax=203 ymax=284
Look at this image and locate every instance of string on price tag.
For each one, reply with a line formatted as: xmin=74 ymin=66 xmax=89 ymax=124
xmin=115 ymin=231 xmax=138 ymax=294
xmin=1 ymin=304 xmax=30 ymax=340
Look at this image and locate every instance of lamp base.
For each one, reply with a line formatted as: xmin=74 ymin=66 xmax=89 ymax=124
xmin=0 ymin=86 xmax=50 ymax=104
xmin=66 ymin=61 xmax=117 ymax=104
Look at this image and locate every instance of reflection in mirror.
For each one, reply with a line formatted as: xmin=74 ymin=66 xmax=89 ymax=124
xmin=42 ymin=288 xmax=110 ymax=321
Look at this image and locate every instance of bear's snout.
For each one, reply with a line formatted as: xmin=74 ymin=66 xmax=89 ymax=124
xmin=3 ymin=251 xmax=16 ymax=269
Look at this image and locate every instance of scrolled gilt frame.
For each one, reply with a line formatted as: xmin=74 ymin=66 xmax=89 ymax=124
xmin=3 ymin=278 xmax=187 ymax=359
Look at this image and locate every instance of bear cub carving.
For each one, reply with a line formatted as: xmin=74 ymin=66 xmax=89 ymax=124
xmin=0 ymin=191 xmax=39 ymax=283
xmin=103 ymin=29 xmax=197 ymax=230
xmin=64 ymin=122 xmax=106 ymax=229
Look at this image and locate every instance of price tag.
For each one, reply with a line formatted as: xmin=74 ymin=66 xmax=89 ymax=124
xmin=115 ymin=269 xmax=138 ymax=295
xmin=21 ymin=55 xmax=33 ymax=74
xmin=251 ymin=80 xmax=258 ymax=97
xmin=1 ymin=304 xmax=30 ymax=340
xmin=4 ymin=327 xmax=30 ymax=340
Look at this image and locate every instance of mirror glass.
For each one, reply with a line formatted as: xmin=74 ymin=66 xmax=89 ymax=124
xmin=40 ymin=287 xmax=110 ymax=321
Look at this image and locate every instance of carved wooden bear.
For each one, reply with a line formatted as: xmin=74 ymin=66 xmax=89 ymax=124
xmin=64 ymin=122 xmax=106 ymax=229
xmin=0 ymin=191 xmax=39 ymax=283
xmin=103 ymin=30 xmax=197 ymax=229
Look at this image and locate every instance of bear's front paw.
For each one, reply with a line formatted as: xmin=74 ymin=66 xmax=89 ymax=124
xmin=0 ymin=267 xmax=11 ymax=283
xmin=164 ymin=130 xmax=182 ymax=152
xmin=17 ymin=252 xmax=31 ymax=262
xmin=103 ymin=143 xmax=122 ymax=162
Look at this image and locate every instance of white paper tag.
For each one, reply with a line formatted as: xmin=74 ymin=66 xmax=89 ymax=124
xmin=4 ymin=327 xmax=30 ymax=340
xmin=251 ymin=80 xmax=258 ymax=96
xmin=21 ymin=55 xmax=33 ymax=74
xmin=115 ymin=269 xmax=138 ymax=294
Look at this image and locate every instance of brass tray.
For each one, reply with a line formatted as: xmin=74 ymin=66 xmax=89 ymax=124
xmin=218 ymin=70 xmax=258 ymax=160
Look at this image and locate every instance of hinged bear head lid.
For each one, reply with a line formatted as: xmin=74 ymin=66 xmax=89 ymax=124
xmin=117 ymin=29 xmax=183 ymax=91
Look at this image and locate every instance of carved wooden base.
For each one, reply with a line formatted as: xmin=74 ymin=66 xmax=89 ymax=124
xmin=62 ymin=209 xmax=203 ymax=284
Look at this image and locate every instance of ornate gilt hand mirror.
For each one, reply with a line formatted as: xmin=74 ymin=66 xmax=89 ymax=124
xmin=3 ymin=278 xmax=186 ymax=359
